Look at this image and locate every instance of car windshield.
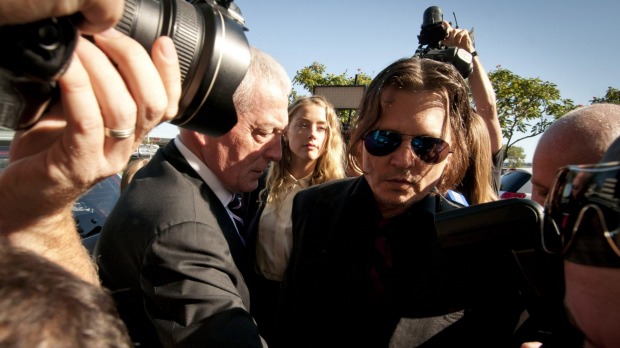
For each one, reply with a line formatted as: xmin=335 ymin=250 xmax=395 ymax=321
xmin=73 ymin=174 xmax=121 ymax=238
xmin=500 ymin=170 xmax=532 ymax=192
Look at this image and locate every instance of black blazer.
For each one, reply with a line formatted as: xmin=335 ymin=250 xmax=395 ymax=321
xmin=276 ymin=176 xmax=525 ymax=348
xmin=94 ymin=141 xmax=264 ymax=347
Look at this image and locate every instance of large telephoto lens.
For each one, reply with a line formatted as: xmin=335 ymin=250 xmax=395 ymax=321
xmin=116 ymin=0 xmax=250 ymax=136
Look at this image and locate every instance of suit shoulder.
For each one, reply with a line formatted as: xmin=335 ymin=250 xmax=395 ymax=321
xmin=298 ymin=177 xmax=356 ymax=197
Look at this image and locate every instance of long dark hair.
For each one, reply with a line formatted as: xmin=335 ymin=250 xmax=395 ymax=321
xmin=347 ymin=57 xmax=474 ymax=192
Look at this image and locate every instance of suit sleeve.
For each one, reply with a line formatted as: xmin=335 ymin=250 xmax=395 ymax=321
xmin=141 ymin=221 xmax=266 ymax=347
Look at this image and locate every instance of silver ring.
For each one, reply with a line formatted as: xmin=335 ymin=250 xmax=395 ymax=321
xmin=104 ymin=127 xmax=135 ymax=139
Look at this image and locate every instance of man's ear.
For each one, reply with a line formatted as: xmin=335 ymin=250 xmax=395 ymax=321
xmin=193 ymin=132 xmax=209 ymax=146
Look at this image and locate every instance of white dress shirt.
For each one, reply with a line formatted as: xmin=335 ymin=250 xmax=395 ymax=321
xmin=256 ymin=172 xmax=311 ymax=281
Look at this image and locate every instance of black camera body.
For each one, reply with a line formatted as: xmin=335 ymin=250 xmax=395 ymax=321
xmin=413 ymin=6 xmax=473 ymax=79
xmin=0 ymin=17 xmax=77 ymax=130
xmin=0 ymin=0 xmax=250 ymax=136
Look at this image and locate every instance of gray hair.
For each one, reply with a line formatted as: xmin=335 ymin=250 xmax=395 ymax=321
xmin=233 ymin=47 xmax=291 ymax=115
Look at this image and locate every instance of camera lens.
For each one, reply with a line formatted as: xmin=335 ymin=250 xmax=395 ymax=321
xmin=116 ymin=0 xmax=250 ymax=136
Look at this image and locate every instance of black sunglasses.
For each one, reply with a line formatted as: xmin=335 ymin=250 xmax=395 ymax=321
xmin=363 ymin=129 xmax=451 ymax=164
xmin=543 ymin=162 xmax=620 ymax=258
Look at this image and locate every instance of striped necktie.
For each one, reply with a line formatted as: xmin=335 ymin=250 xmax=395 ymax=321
xmin=227 ymin=194 xmax=245 ymax=244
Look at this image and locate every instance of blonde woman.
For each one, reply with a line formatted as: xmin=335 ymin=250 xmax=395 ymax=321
xmin=246 ymin=95 xmax=346 ymax=343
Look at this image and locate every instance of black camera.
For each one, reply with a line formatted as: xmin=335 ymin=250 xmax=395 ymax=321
xmin=0 ymin=0 xmax=250 ymax=136
xmin=413 ymin=6 xmax=473 ymax=79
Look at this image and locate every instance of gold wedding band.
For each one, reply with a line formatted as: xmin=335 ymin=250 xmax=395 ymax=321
xmin=104 ymin=127 xmax=135 ymax=139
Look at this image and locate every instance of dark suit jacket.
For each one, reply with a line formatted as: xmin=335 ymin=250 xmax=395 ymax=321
xmin=94 ymin=141 xmax=264 ymax=347
xmin=276 ymin=176 xmax=525 ymax=348
xmin=242 ymin=173 xmax=284 ymax=345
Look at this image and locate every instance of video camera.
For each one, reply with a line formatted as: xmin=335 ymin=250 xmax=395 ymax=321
xmin=435 ymin=198 xmax=583 ymax=347
xmin=0 ymin=0 xmax=249 ymax=136
xmin=413 ymin=6 xmax=474 ymax=79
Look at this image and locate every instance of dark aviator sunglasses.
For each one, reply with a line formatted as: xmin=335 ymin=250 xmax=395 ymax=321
xmin=543 ymin=162 xmax=620 ymax=259
xmin=363 ymin=129 xmax=451 ymax=164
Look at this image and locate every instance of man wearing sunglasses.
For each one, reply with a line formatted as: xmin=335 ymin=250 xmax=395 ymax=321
xmin=522 ymin=104 xmax=620 ymax=348
xmin=523 ymin=139 xmax=620 ymax=348
xmin=531 ymin=103 xmax=620 ymax=206
xmin=276 ymin=58 xmax=525 ymax=347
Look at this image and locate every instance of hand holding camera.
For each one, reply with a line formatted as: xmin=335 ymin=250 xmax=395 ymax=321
xmin=0 ymin=0 xmax=183 ymax=283
xmin=0 ymin=0 xmax=250 ymax=136
xmin=441 ymin=21 xmax=476 ymax=57
xmin=414 ymin=6 xmax=474 ymax=78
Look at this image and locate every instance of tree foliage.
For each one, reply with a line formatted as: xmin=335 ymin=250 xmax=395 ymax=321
xmin=591 ymin=87 xmax=620 ymax=104
xmin=291 ymin=62 xmax=373 ymax=128
xmin=489 ymin=66 xmax=575 ymax=161
xmin=292 ymin=62 xmax=373 ymax=94
xmin=502 ymin=145 xmax=527 ymax=168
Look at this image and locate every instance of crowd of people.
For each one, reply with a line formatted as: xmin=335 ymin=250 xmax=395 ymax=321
xmin=0 ymin=1 xmax=619 ymax=347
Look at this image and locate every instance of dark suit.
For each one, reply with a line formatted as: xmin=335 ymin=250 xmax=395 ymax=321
xmin=243 ymin=174 xmax=282 ymax=345
xmin=276 ymin=176 xmax=525 ymax=348
xmin=94 ymin=141 xmax=263 ymax=347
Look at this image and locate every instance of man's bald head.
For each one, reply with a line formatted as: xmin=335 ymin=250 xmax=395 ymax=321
xmin=531 ymin=103 xmax=620 ymax=205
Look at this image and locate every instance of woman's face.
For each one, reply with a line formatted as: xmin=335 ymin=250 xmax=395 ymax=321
xmin=286 ymin=103 xmax=328 ymax=165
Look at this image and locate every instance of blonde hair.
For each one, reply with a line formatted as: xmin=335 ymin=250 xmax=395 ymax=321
xmin=457 ymin=114 xmax=498 ymax=204
xmin=233 ymin=47 xmax=291 ymax=116
xmin=121 ymin=159 xmax=150 ymax=192
xmin=262 ymin=95 xmax=346 ymax=204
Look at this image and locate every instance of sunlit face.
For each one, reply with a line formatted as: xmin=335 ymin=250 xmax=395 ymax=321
xmin=531 ymin=141 xmax=569 ymax=206
xmin=564 ymin=261 xmax=620 ymax=348
xmin=203 ymin=81 xmax=289 ymax=193
xmin=532 ymin=130 xmax=606 ymax=206
xmin=286 ymin=103 xmax=328 ymax=167
xmin=361 ymin=87 xmax=452 ymax=218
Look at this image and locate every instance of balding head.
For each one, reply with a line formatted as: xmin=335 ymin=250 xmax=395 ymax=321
xmin=532 ymin=103 xmax=620 ymax=205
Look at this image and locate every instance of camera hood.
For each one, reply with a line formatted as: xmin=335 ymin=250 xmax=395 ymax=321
xmin=117 ymin=0 xmax=251 ymax=136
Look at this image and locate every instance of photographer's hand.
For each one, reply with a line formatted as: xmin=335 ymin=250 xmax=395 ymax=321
xmin=441 ymin=21 xmax=475 ymax=55
xmin=0 ymin=0 xmax=124 ymax=34
xmin=0 ymin=30 xmax=181 ymax=284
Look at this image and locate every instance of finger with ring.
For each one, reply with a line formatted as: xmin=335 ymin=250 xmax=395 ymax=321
xmin=104 ymin=127 xmax=136 ymax=139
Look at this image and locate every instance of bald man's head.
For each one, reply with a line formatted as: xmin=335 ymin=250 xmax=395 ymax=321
xmin=532 ymin=103 xmax=620 ymax=205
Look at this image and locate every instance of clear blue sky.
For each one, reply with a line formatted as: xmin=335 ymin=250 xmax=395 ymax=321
xmin=150 ymin=0 xmax=620 ymax=162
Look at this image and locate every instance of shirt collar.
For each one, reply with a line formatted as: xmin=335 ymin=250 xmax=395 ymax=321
xmin=174 ymin=136 xmax=235 ymax=206
xmin=284 ymin=171 xmax=313 ymax=189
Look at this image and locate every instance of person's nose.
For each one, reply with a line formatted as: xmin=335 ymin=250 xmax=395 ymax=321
xmin=308 ymin=125 xmax=319 ymax=140
xmin=390 ymin=139 xmax=417 ymax=168
xmin=266 ymin=134 xmax=283 ymax=162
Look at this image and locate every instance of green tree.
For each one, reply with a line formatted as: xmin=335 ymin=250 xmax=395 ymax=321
xmin=291 ymin=62 xmax=373 ymax=129
xmin=590 ymin=87 xmax=620 ymax=104
xmin=292 ymin=62 xmax=373 ymax=95
xmin=502 ymin=145 xmax=527 ymax=168
xmin=489 ymin=66 xmax=575 ymax=160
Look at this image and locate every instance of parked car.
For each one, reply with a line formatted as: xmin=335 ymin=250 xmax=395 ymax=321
xmin=0 ymin=146 xmax=9 ymax=175
xmin=499 ymin=168 xmax=532 ymax=200
xmin=74 ymin=174 xmax=121 ymax=253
